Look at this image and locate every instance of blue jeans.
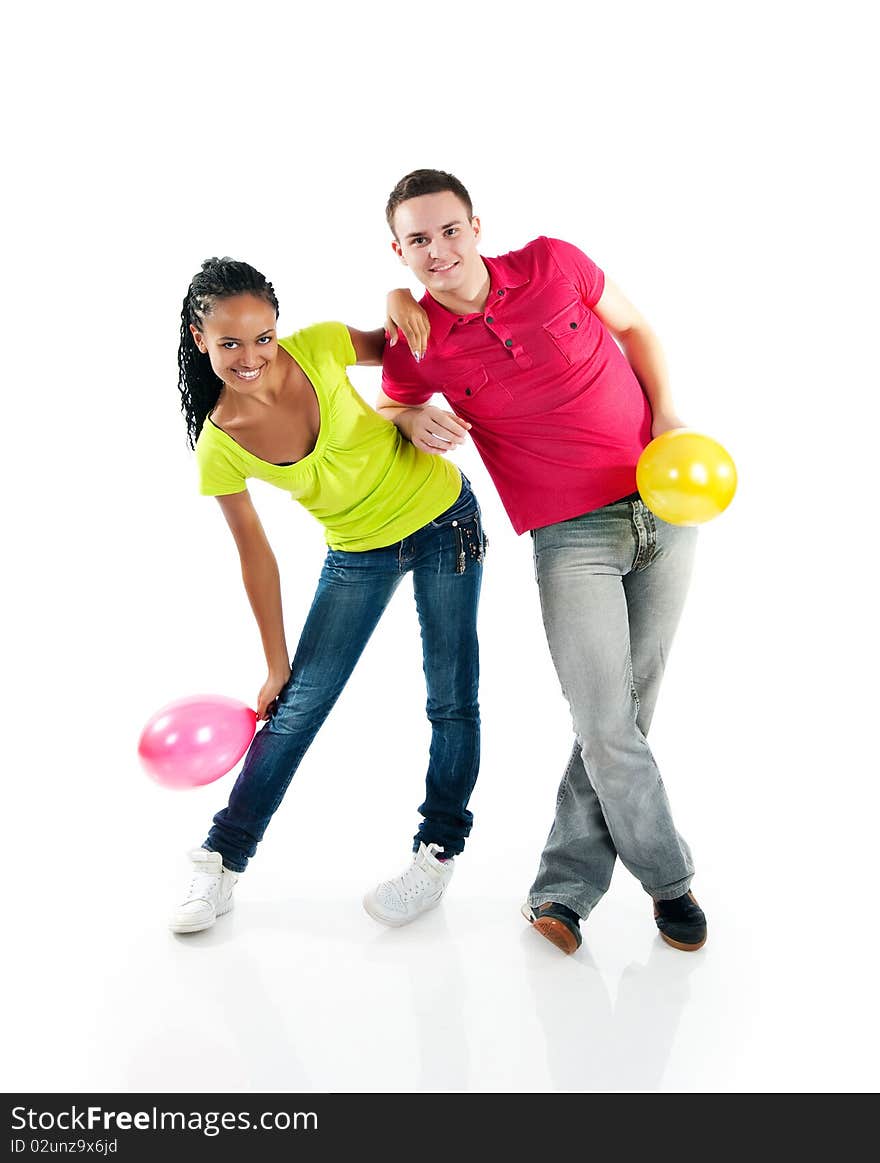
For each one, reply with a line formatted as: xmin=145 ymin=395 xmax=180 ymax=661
xmin=205 ymin=478 xmax=486 ymax=873
xmin=528 ymin=495 xmax=698 ymax=917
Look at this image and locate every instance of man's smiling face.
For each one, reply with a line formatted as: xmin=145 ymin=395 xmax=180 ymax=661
xmin=391 ymin=190 xmax=483 ymax=300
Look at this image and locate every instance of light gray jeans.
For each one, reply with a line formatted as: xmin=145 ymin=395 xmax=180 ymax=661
xmin=528 ymin=495 xmax=698 ymax=918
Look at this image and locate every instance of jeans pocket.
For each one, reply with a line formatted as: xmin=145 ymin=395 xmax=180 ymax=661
xmin=431 ymin=476 xmax=477 ymax=527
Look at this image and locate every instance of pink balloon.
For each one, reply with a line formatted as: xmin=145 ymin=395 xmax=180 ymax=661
xmin=138 ymin=693 xmax=257 ymax=789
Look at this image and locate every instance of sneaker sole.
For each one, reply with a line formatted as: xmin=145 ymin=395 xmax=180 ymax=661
xmin=169 ymin=917 xmax=215 ymax=934
xmin=168 ymin=898 xmax=234 ymax=935
xmin=362 ymin=891 xmax=443 ymax=927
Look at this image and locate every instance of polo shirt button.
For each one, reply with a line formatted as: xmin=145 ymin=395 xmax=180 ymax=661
xmin=465 ymin=388 xmax=472 ymax=396
xmin=505 ymin=339 xmax=513 ymax=347
xmin=486 ymin=315 xmax=494 ymax=323
xmin=569 ymin=321 xmax=578 ymax=329
xmin=452 ymin=520 xmax=458 ymax=527
xmin=497 ymin=289 xmax=504 ymax=296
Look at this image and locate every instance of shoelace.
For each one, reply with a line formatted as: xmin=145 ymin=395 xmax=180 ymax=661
xmin=400 ymin=864 xmax=427 ymax=889
xmin=184 ymin=870 xmax=222 ymax=902
xmin=388 ymin=852 xmax=447 ymax=901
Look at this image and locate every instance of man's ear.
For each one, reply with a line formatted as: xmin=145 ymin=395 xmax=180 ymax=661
xmin=471 ymin=216 xmax=481 ymax=243
xmin=189 ymin=323 xmax=208 ymax=353
xmin=391 ymin=239 xmax=407 ymax=265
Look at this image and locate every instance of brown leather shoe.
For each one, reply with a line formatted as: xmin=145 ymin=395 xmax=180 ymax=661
xmin=653 ymin=891 xmax=707 ymax=951
xmin=521 ymin=901 xmax=582 ymax=954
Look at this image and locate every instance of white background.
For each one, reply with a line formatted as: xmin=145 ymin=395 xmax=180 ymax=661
xmin=3 ymin=1 xmax=878 ymax=1094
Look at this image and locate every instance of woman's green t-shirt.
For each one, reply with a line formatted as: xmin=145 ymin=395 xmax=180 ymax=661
xmin=195 ymin=321 xmax=461 ymax=551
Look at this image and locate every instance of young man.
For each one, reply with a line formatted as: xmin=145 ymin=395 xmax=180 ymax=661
xmin=376 ymin=169 xmax=707 ymax=955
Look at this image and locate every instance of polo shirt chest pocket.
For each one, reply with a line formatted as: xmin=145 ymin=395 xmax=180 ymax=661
xmin=442 ymin=364 xmax=513 ymax=417
xmin=543 ymin=299 xmax=597 ymax=365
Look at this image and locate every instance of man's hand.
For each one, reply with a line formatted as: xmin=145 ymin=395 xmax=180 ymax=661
xmin=386 ymin=288 xmax=430 ymax=361
xmin=399 ymin=404 xmax=471 ymax=454
xmin=651 ymin=414 xmax=689 ymax=439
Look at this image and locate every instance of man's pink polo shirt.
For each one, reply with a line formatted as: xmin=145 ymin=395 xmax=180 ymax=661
xmin=381 ymin=236 xmax=652 ymax=535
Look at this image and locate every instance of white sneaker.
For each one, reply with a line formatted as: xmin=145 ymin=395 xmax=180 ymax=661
xmin=363 ymin=842 xmax=454 ymax=927
xmin=169 ymin=848 xmax=238 ymax=934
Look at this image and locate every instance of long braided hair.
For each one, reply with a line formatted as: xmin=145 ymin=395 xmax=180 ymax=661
xmin=177 ymin=257 xmax=280 ymax=449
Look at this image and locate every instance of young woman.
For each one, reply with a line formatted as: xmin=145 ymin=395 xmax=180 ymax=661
xmin=170 ymin=257 xmax=486 ymax=934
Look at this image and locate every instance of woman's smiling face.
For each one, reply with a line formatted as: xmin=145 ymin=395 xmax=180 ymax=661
xmin=190 ymin=293 xmax=279 ymax=395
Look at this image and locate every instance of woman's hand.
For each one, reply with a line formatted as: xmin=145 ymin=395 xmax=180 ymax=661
xmin=386 ymin=288 xmax=430 ymax=361
xmin=257 ymin=665 xmax=291 ymax=721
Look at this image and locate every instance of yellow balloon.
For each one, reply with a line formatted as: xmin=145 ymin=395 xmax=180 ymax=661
xmin=636 ymin=430 xmax=737 ymax=526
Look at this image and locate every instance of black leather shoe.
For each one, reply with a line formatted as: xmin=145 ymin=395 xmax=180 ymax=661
xmin=521 ymin=901 xmax=582 ymax=954
xmin=653 ymin=891 xmax=707 ymax=951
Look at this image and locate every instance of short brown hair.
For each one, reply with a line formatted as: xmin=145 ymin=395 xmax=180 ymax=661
xmin=386 ymin=169 xmax=474 ymax=233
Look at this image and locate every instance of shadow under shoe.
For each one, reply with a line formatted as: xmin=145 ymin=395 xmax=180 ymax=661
xmin=521 ymin=901 xmax=582 ymax=955
xmin=653 ymin=891 xmax=707 ymax=951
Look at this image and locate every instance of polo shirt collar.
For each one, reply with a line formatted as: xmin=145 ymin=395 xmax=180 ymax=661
xmin=419 ymin=254 xmax=530 ymax=343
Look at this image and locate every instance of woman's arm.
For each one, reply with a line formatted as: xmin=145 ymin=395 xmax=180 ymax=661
xmin=346 ymin=292 xmax=432 ymax=365
xmin=347 ymin=326 xmax=386 ymax=366
xmin=215 ymin=491 xmax=291 ymax=720
xmin=385 ymin=289 xmax=430 ymax=360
